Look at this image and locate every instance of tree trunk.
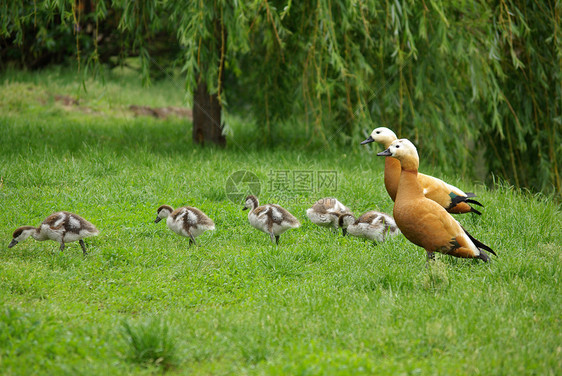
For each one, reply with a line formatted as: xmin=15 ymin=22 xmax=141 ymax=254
xmin=192 ymin=17 xmax=226 ymax=147
xmin=192 ymin=77 xmax=226 ymax=147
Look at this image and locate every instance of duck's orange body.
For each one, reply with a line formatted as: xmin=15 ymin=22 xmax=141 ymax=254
xmin=377 ymin=139 xmax=496 ymax=262
xmin=363 ymin=127 xmax=482 ymax=215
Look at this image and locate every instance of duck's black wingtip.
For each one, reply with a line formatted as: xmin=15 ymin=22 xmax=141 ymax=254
xmin=463 ymin=227 xmax=497 ymax=257
xmin=470 ymin=207 xmax=482 ymax=216
xmin=466 ymin=199 xmax=484 ymax=207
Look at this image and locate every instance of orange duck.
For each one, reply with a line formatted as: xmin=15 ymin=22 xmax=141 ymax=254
xmin=377 ymin=139 xmax=496 ymax=262
xmin=362 ymin=127 xmax=483 ymax=215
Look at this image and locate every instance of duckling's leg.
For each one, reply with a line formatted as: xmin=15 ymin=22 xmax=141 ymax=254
xmin=269 ymin=232 xmax=276 ymax=244
xmin=372 ymin=241 xmax=378 ymax=246
xmin=275 ymin=235 xmax=280 ymax=245
xmin=188 ymin=233 xmax=197 ymax=247
xmin=79 ymin=240 xmax=88 ymax=256
xmin=59 ymin=242 xmax=65 ymax=252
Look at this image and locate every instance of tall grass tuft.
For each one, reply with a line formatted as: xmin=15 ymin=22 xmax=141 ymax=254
xmin=121 ymin=317 xmax=179 ymax=370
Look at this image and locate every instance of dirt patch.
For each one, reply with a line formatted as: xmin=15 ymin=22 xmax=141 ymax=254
xmin=129 ymin=105 xmax=192 ymax=119
xmin=50 ymin=93 xmax=192 ymax=119
xmin=54 ymin=94 xmax=80 ymax=106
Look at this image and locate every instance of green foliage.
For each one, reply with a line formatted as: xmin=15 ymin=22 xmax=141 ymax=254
xmin=1 ymin=1 xmax=560 ymax=196
xmin=0 ymin=71 xmax=561 ymax=374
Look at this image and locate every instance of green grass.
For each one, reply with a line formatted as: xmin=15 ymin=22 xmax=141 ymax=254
xmin=0 ymin=68 xmax=561 ymax=375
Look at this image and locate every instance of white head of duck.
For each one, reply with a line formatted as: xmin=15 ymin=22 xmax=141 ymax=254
xmin=377 ymin=139 xmax=420 ymax=170
xmin=361 ymin=127 xmax=398 ymax=149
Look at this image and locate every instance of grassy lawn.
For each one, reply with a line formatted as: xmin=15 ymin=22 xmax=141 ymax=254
xmin=0 ymin=68 xmax=560 ymax=375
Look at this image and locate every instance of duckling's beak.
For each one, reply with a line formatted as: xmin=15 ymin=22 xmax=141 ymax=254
xmin=154 ymin=216 xmax=162 ymax=223
xmin=377 ymin=148 xmax=392 ymax=156
xmin=242 ymin=207 xmax=248 ymax=211
xmin=342 ymin=228 xmax=347 ymax=236
xmin=8 ymin=239 xmax=18 ymax=248
xmin=361 ymin=135 xmax=374 ymax=145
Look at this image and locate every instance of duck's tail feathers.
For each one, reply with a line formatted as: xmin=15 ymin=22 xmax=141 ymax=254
xmin=463 ymin=228 xmax=497 ymax=257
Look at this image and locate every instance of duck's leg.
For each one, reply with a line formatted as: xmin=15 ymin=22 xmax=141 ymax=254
xmin=425 ymin=251 xmax=435 ymax=268
xmin=188 ymin=233 xmax=197 ymax=247
xmin=275 ymin=235 xmax=280 ymax=245
xmin=60 ymin=233 xmax=66 ymax=252
xmin=79 ymin=240 xmax=88 ymax=256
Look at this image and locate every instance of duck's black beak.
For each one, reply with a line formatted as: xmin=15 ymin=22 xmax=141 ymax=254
xmin=361 ymin=135 xmax=374 ymax=145
xmin=154 ymin=216 xmax=162 ymax=223
xmin=342 ymin=228 xmax=347 ymax=236
xmin=8 ymin=239 xmax=17 ymax=248
xmin=242 ymin=207 xmax=248 ymax=211
xmin=377 ymin=148 xmax=392 ymax=157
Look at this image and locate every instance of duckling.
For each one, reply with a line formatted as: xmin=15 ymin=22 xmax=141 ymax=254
xmin=243 ymin=195 xmax=300 ymax=245
xmin=339 ymin=211 xmax=401 ymax=244
xmin=306 ymin=198 xmax=353 ymax=233
xmin=8 ymin=211 xmax=99 ymax=255
xmin=376 ymin=139 xmax=496 ymax=262
xmin=362 ymin=127 xmax=483 ymax=215
xmin=154 ymin=205 xmax=215 ymax=247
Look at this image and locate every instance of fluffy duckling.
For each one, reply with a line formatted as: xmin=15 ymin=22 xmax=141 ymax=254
xmin=155 ymin=205 xmax=215 ymax=247
xmin=243 ymin=195 xmax=300 ymax=244
xmin=362 ymin=127 xmax=483 ymax=215
xmin=306 ymin=198 xmax=353 ymax=232
xmin=377 ymin=139 xmax=496 ymax=262
xmin=8 ymin=211 xmax=99 ymax=255
xmin=339 ymin=211 xmax=401 ymax=244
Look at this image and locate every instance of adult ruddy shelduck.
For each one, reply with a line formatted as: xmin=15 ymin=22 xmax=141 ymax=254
xmin=306 ymin=197 xmax=353 ymax=233
xmin=362 ymin=127 xmax=483 ymax=215
xmin=243 ymin=195 xmax=300 ymax=245
xmin=8 ymin=211 xmax=99 ymax=255
xmin=377 ymin=139 xmax=496 ymax=262
xmin=154 ymin=205 xmax=215 ymax=247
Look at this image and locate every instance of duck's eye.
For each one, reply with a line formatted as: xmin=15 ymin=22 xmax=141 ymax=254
xmin=395 ymin=145 xmax=400 ymax=148
xmin=376 ymin=131 xmax=380 ymax=134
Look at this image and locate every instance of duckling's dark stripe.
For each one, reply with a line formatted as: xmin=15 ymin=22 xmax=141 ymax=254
xmin=13 ymin=226 xmax=35 ymax=238
xmin=158 ymin=205 xmax=174 ymax=214
xmin=245 ymin=195 xmax=259 ymax=209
